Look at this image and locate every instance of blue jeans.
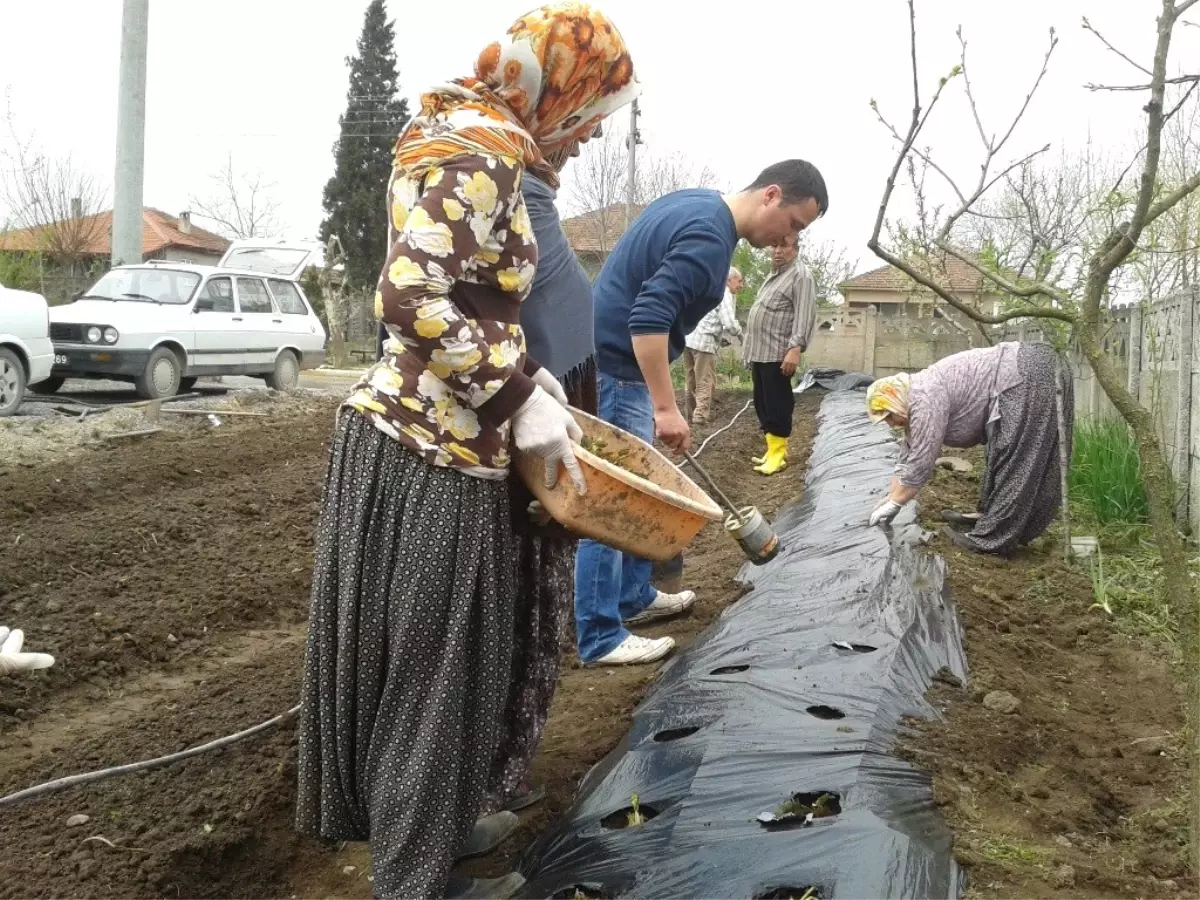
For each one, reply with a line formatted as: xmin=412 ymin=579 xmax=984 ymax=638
xmin=574 ymin=372 xmax=658 ymax=662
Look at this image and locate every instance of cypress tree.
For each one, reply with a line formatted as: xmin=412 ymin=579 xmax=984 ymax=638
xmin=319 ymin=0 xmax=410 ymax=289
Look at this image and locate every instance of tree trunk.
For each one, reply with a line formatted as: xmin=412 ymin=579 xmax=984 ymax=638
xmin=1076 ymin=320 xmax=1198 ymax=867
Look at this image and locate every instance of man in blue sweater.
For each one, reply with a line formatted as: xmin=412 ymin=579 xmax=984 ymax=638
xmin=577 ymin=159 xmax=829 ymax=666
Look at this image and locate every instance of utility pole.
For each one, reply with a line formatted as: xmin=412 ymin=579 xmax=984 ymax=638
xmin=111 ymin=0 xmax=149 ymax=267
xmin=625 ymin=99 xmax=641 ymax=228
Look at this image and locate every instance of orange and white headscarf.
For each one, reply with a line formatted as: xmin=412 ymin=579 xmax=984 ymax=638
xmin=395 ymin=3 xmax=639 ymax=174
xmin=866 ymin=373 xmax=913 ymax=424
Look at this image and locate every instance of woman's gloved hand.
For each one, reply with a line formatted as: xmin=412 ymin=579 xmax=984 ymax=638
xmin=0 ymin=625 xmax=56 ymax=676
xmin=530 ymin=368 xmax=570 ymax=408
xmin=512 ymin=386 xmax=587 ymax=494
xmin=868 ymin=499 xmax=903 ymax=527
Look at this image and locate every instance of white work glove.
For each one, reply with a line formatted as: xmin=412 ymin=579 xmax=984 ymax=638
xmin=531 ymin=368 xmax=569 ymax=408
xmin=0 ymin=625 xmax=56 ymax=676
xmin=512 ymin=386 xmax=586 ymax=494
xmin=869 ymin=499 xmax=903 ymax=528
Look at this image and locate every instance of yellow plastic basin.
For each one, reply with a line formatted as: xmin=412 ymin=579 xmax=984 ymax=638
xmin=514 ymin=408 xmax=723 ymax=562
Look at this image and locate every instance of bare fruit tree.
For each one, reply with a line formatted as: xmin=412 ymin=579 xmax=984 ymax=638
xmin=564 ymin=123 xmax=721 ymax=251
xmin=1 ymin=108 xmax=107 ymax=271
xmin=868 ymin=0 xmax=1200 ymax=864
xmin=798 ymin=236 xmax=857 ymax=306
xmin=189 ymin=153 xmax=281 ymax=240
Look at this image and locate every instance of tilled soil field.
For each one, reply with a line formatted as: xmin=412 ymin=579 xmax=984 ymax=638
xmin=0 ymin=389 xmax=819 ymax=899
xmin=903 ymin=458 xmax=1195 ymax=899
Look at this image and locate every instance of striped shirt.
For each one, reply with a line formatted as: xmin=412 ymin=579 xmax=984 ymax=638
xmin=741 ymin=261 xmax=817 ymax=364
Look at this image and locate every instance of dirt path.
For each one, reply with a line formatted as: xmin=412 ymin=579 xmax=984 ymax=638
xmin=0 ymin=390 xmax=819 ymax=899
xmin=905 ymin=459 xmax=1194 ymax=899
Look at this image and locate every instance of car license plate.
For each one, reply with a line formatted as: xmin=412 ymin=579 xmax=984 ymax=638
xmin=54 ymin=354 xmax=69 ymax=365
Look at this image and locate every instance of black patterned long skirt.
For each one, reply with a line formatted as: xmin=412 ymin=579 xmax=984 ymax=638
xmin=295 ymin=410 xmax=516 ymax=899
xmin=965 ymin=343 xmax=1074 ymax=555
xmin=480 ymin=358 xmax=597 ymax=815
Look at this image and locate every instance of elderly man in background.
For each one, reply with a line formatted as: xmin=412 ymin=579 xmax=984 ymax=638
xmin=682 ymin=267 xmax=743 ymax=425
xmin=742 ymin=233 xmax=817 ymax=475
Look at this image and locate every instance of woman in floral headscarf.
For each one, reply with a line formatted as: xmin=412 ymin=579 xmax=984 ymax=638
xmin=865 ymin=341 xmax=1074 ymax=557
xmin=295 ymin=7 xmax=638 ymax=898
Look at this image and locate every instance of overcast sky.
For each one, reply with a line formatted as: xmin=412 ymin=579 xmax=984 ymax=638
xmin=2 ymin=0 xmax=1196 ymax=275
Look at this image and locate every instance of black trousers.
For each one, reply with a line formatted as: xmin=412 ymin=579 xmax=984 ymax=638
xmin=751 ymin=362 xmax=794 ymax=438
xmin=375 ymin=323 xmax=388 ymax=361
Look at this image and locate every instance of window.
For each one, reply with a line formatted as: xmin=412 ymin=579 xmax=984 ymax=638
xmin=198 ymin=277 xmax=234 ymax=313
xmin=222 ymin=247 xmax=310 ymax=276
xmin=85 ymin=268 xmax=201 ymax=304
xmin=237 ymin=277 xmax=274 ymax=314
xmin=268 ymin=279 xmax=308 ymax=315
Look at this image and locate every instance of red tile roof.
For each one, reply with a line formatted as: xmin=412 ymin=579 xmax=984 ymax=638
xmin=561 ymin=202 xmax=646 ymax=254
xmin=0 ymin=208 xmax=230 ymax=257
xmin=840 ymin=254 xmax=989 ymax=295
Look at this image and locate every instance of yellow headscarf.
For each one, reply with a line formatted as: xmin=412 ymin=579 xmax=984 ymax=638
xmin=866 ymin=373 xmax=912 ymax=423
xmin=395 ymin=4 xmax=639 ymax=174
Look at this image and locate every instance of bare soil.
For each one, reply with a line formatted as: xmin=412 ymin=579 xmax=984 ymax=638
xmin=0 ymin=390 xmax=817 ymax=899
xmin=2 ymin=393 xmax=1189 ymax=899
xmin=903 ymin=456 xmax=1195 ymax=899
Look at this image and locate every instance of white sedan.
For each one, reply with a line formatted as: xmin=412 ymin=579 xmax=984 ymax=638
xmin=0 ymin=284 xmax=55 ymax=416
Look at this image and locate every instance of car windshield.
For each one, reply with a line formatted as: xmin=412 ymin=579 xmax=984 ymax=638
xmin=222 ymin=248 xmax=309 ymax=277
xmin=85 ymin=268 xmax=201 ymax=304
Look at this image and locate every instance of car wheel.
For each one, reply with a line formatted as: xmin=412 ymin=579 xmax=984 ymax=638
xmin=0 ymin=348 xmax=27 ymax=417
xmin=179 ymin=377 xmax=198 ymax=392
xmin=31 ymin=376 xmax=66 ymax=395
xmin=136 ymin=347 xmax=182 ymax=400
xmin=265 ymin=350 xmax=300 ymax=392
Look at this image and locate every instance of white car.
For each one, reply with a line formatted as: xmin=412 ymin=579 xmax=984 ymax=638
xmin=43 ymin=239 xmax=328 ymax=400
xmin=0 ymin=284 xmax=55 ymax=416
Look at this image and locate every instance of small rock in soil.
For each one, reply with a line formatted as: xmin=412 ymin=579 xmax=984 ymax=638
xmin=932 ymin=666 xmax=963 ymax=689
xmin=1051 ymin=865 xmax=1076 ymax=888
xmin=65 ymin=814 xmax=90 ymax=827
xmin=1031 ymin=787 xmax=1051 ymax=800
xmin=982 ymin=690 xmax=1020 ymax=714
xmin=1054 ymin=835 xmax=1073 ymax=848
xmin=1137 ymin=736 xmax=1170 ymax=756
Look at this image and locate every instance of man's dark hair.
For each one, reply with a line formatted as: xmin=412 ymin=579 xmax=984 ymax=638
xmin=745 ymin=159 xmax=828 ymax=215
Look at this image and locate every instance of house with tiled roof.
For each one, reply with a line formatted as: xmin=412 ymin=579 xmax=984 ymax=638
xmin=0 ymin=207 xmax=231 ymax=267
xmin=839 ymin=253 xmax=1003 ymax=319
xmin=561 ymin=202 xmax=646 ymax=276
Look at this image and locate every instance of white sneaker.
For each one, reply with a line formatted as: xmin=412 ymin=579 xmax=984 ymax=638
xmin=624 ymin=589 xmax=697 ymax=625
xmin=590 ymin=634 xmax=676 ymax=666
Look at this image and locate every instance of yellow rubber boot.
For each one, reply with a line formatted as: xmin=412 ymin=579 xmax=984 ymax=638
xmin=754 ymin=433 xmax=788 ymax=476
xmin=751 ymin=435 xmax=769 ymax=465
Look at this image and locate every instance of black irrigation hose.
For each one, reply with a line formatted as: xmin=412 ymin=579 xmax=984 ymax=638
xmin=0 ymin=705 xmax=300 ymax=809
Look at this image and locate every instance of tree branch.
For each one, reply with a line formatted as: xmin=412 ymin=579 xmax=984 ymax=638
xmin=1085 ymin=74 xmax=1199 ymax=91
xmin=1082 ymin=16 xmax=1151 ymax=75
xmin=934 ymin=239 xmax=1073 ymax=305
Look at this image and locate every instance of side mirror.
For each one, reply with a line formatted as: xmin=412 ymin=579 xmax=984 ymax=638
xmin=194 ymin=297 xmax=214 ymax=313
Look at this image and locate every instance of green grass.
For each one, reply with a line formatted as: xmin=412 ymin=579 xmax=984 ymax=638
xmin=980 ymin=838 xmax=1050 ymax=864
xmin=1069 ymin=418 xmax=1149 ymax=526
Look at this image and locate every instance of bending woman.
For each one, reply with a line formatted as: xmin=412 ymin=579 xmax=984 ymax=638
xmin=865 ymin=341 xmax=1073 ymax=556
xmin=295 ymin=6 xmax=639 ymax=898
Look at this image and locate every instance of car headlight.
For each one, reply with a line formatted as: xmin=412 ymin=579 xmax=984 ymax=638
xmin=87 ymin=326 xmax=102 ymax=343
xmin=103 ymin=327 xmax=119 ymax=344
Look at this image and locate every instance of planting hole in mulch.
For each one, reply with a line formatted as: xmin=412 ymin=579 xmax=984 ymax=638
xmin=551 ymin=885 xmax=609 ymax=899
xmin=653 ymin=726 xmax=701 ymax=742
xmin=805 ymin=704 xmax=845 ymax=720
xmin=756 ymin=790 xmax=842 ymax=828
xmin=710 ymin=664 xmax=750 ymax=675
xmin=600 ymin=803 xmax=660 ymax=830
xmin=753 ymin=887 xmax=825 ymax=900
xmin=832 ymin=641 xmax=877 ymax=653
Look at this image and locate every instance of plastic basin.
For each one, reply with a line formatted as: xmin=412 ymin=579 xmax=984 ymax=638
xmin=514 ymin=408 xmax=723 ymax=561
